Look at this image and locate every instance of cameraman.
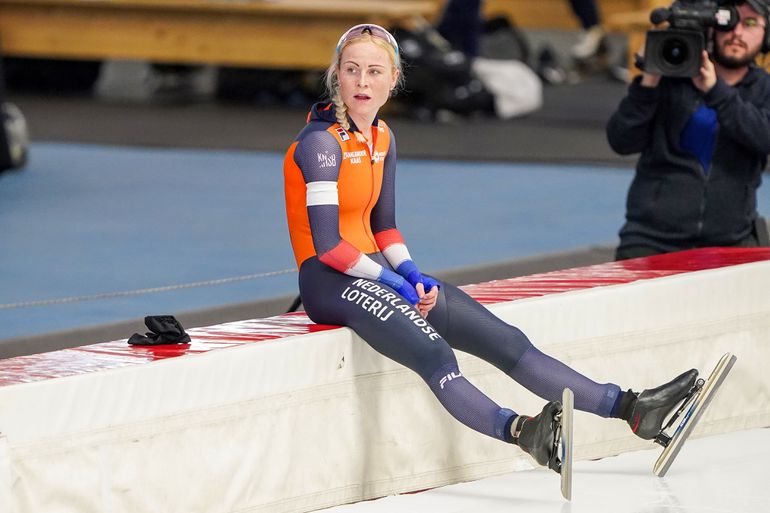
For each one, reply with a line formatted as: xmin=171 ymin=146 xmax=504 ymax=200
xmin=607 ymin=0 xmax=770 ymax=260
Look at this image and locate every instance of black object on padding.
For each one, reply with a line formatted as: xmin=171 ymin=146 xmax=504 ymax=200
xmin=128 ymin=315 xmax=191 ymax=346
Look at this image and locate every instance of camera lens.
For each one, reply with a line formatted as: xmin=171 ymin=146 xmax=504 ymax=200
xmin=662 ymin=38 xmax=689 ymax=66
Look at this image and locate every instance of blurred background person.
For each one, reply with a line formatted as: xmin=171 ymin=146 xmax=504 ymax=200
xmin=607 ymin=0 xmax=770 ymax=260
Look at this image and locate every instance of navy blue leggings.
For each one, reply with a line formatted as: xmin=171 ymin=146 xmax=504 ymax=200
xmin=299 ymin=255 xmax=621 ymax=441
xmin=569 ymin=0 xmax=601 ymax=29
xmin=436 ymin=0 xmax=482 ymax=57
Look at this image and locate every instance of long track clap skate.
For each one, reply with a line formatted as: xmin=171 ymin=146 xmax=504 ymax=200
xmin=514 ymin=389 xmax=574 ymax=500
xmin=559 ymin=388 xmax=574 ymax=500
xmin=652 ymin=352 xmax=737 ymax=477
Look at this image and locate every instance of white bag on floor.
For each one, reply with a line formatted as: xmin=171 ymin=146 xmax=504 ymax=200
xmin=472 ymin=57 xmax=542 ymax=119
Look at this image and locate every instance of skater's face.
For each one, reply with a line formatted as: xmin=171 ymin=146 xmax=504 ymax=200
xmin=714 ymin=3 xmax=766 ymax=68
xmin=337 ymin=39 xmax=400 ymax=122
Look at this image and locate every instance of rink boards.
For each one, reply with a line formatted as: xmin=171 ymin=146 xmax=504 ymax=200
xmin=1 ymin=248 xmax=769 ymax=513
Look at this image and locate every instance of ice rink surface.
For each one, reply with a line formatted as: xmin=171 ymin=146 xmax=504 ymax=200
xmin=325 ymin=428 xmax=769 ymax=513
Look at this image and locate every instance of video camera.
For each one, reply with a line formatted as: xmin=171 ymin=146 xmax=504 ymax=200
xmin=644 ymin=0 xmax=738 ymax=77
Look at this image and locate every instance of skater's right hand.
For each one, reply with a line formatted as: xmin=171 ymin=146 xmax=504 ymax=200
xmin=415 ymin=282 xmax=438 ymax=318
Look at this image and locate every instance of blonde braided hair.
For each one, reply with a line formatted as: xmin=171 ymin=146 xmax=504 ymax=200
xmin=330 ymin=87 xmax=366 ymax=143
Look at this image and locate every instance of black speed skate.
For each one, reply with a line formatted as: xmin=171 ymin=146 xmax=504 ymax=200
xmin=511 ymin=401 xmax=564 ymax=473
xmin=621 ymin=354 xmax=737 ymax=477
xmin=651 ymin=353 xmax=737 ymax=476
xmin=512 ymin=390 xmax=575 ymax=501
xmin=626 ymin=368 xmax=700 ymax=441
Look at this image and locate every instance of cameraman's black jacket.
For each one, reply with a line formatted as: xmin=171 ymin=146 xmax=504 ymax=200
xmin=607 ymin=65 xmax=770 ymax=252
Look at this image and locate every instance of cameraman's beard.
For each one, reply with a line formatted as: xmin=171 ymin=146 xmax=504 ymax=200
xmin=713 ymin=39 xmax=760 ymax=69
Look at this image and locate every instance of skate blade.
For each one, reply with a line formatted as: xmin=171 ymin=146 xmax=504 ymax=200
xmin=653 ymin=352 xmax=737 ymax=477
xmin=560 ymin=388 xmax=574 ymax=501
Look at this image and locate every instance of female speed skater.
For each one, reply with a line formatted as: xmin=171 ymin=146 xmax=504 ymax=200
xmin=283 ymin=22 xmax=700 ymax=469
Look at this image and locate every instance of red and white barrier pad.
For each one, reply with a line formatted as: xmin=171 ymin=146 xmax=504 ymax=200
xmin=1 ymin=248 xmax=769 ymax=512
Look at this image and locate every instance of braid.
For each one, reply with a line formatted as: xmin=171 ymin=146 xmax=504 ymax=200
xmin=332 ymin=86 xmax=367 ymax=143
xmin=331 ymin=89 xmax=350 ymax=132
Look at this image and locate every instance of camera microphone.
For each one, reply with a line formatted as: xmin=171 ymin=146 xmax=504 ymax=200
xmin=651 ymin=8 xmax=672 ymax=25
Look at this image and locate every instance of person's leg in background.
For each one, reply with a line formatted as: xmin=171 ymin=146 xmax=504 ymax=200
xmin=436 ymin=0 xmax=482 ymax=57
xmin=568 ymin=0 xmax=606 ymax=60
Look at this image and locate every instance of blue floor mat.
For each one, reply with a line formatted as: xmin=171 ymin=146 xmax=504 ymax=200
xmin=1 ymin=142 xmax=758 ymax=340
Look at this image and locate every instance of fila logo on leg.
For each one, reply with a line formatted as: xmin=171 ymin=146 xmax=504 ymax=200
xmin=439 ymin=371 xmax=463 ymax=389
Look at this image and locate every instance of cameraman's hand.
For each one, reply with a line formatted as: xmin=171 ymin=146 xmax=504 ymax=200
xmin=637 ymin=42 xmax=661 ymax=88
xmin=692 ymin=50 xmax=716 ymax=92
xmin=641 ymin=72 xmax=662 ymax=88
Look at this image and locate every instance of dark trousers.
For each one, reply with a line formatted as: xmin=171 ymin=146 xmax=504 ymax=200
xmin=436 ymin=0 xmax=482 ymax=56
xmin=569 ymin=0 xmax=601 ymax=29
xmin=615 ymin=219 xmax=767 ymax=261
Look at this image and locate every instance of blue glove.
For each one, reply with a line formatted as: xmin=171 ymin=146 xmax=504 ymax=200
xmin=396 ymin=261 xmax=440 ymax=293
xmin=379 ymin=268 xmax=419 ymax=305
xmin=421 ymin=274 xmax=440 ymax=292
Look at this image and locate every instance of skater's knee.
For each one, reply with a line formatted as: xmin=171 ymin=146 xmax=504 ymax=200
xmin=502 ymin=335 xmax=537 ymax=375
xmin=415 ymin=343 xmax=458 ymax=382
xmin=504 ymin=326 xmax=534 ymax=365
xmin=509 ymin=325 xmax=532 ymax=347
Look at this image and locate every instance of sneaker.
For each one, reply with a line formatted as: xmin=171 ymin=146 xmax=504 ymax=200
xmin=511 ymin=401 xmax=562 ymax=471
xmin=2 ymin=102 xmax=29 ymax=170
xmin=626 ymin=369 xmax=699 ymax=440
xmin=570 ymin=25 xmax=606 ymax=60
xmin=536 ymin=46 xmax=567 ymax=85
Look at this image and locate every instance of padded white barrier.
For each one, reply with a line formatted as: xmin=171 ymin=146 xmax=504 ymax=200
xmin=0 ymin=249 xmax=769 ymax=513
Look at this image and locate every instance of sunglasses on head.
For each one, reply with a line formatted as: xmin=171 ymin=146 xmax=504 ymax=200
xmin=335 ymin=24 xmax=400 ymax=62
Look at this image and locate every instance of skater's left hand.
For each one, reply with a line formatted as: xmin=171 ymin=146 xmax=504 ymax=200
xmin=415 ymin=282 xmax=438 ymax=318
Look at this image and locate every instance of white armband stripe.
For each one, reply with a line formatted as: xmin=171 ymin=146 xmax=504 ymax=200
xmin=347 ymin=254 xmax=384 ymax=281
xmin=382 ymin=243 xmax=412 ymax=268
xmin=306 ymin=181 xmax=339 ymax=207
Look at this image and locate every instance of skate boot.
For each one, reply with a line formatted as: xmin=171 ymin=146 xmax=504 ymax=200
xmin=625 ymin=369 xmax=699 ymax=440
xmin=511 ymin=401 xmax=563 ymax=472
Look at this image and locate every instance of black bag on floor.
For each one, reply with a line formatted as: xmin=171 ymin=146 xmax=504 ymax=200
xmin=216 ymin=67 xmax=322 ymax=107
xmin=479 ymin=15 xmax=531 ymax=64
xmin=391 ymin=25 xmax=494 ymax=118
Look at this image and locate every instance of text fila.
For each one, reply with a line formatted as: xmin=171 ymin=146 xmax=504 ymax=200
xmin=439 ymin=371 xmax=463 ymax=389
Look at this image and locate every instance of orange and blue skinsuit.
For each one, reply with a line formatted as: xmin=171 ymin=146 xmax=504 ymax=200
xmin=284 ymin=103 xmax=624 ymax=442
